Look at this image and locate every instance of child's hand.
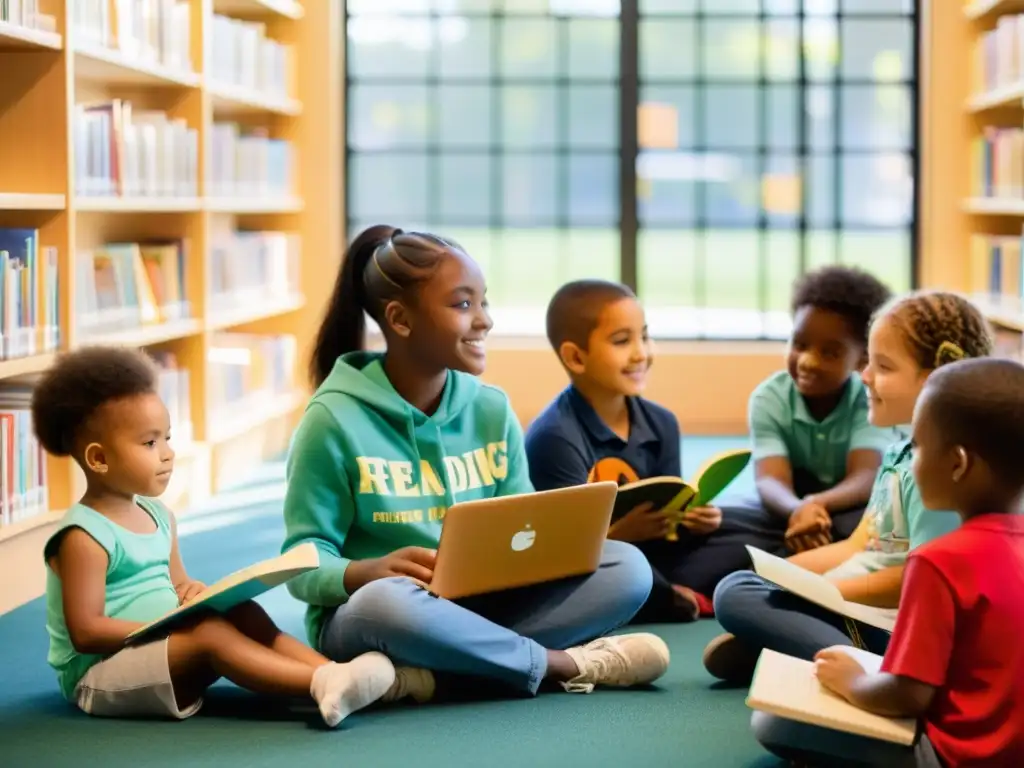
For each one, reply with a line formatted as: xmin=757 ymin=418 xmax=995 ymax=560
xmin=786 ymin=502 xmax=832 ymax=553
xmin=176 ymin=580 xmax=208 ymax=605
xmin=353 ymin=546 xmax=437 ymax=590
xmin=681 ymin=506 xmax=722 ymax=535
xmin=609 ymin=502 xmax=672 ymax=542
xmin=813 ymin=646 xmax=866 ymax=702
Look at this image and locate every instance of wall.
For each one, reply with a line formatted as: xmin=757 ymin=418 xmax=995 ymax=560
xmin=481 ymin=339 xmax=784 ymax=435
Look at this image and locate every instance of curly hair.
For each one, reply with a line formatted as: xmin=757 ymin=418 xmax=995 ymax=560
xmin=922 ymin=357 xmax=1024 ymax=488
xmin=31 ymin=346 xmax=159 ymax=457
xmin=876 ymin=291 xmax=994 ymax=370
xmin=791 ymin=265 xmax=893 ymax=347
xmin=546 ymin=279 xmax=637 ymax=353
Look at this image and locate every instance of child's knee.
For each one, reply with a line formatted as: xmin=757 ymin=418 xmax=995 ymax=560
xmin=185 ymin=614 xmax=237 ymax=648
xmin=712 ymin=570 xmax=764 ymax=624
xmin=344 ymin=576 xmax=429 ymax=626
xmin=226 ymin=599 xmax=273 ymax=627
xmin=600 ymin=540 xmax=654 ymax=609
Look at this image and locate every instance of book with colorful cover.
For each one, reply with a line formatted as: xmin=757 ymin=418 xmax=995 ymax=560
xmin=125 ymin=542 xmax=320 ymax=644
xmin=609 ymin=448 xmax=751 ymax=539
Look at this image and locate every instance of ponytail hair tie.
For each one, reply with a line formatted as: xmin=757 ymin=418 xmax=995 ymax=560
xmin=368 ymin=233 xmax=399 ymax=290
xmin=934 ymin=340 xmax=965 ymax=367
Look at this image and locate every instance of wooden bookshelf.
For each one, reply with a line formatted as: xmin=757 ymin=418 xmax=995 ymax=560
xmin=920 ymin=3 xmax=1024 ymax=357
xmin=0 ymin=0 xmax=341 ymax=571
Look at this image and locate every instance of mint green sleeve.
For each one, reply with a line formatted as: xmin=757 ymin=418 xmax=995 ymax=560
xmin=282 ymin=403 xmax=356 ymax=605
xmin=749 ymin=385 xmax=789 ymax=461
xmin=498 ymin=402 xmax=535 ymax=497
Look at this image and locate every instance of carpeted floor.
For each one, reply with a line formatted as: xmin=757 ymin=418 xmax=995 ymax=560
xmin=0 ymin=437 xmax=783 ymax=768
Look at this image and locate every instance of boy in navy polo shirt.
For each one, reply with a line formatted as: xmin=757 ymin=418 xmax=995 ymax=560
xmin=743 ymin=265 xmax=897 ymax=555
xmin=525 ymin=280 xmax=767 ymax=622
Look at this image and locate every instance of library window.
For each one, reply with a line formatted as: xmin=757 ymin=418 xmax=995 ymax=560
xmin=344 ymin=0 xmax=917 ymax=339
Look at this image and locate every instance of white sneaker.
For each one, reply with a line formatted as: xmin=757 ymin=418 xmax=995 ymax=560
xmin=561 ymin=633 xmax=671 ymax=694
xmin=381 ymin=667 xmax=436 ymax=705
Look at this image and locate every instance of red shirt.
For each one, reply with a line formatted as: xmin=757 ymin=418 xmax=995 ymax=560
xmin=882 ymin=514 xmax=1024 ymax=767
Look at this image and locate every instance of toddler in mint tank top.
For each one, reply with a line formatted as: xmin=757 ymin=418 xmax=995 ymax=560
xmin=34 ymin=346 xmax=397 ymax=727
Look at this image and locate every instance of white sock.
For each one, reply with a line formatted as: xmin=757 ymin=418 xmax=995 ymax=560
xmin=310 ymin=652 xmax=396 ymax=728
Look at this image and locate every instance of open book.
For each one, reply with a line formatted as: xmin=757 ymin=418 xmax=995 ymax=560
xmin=746 ymin=546 xmax=896 ymax=632
xmin=610 ymin=448 xmax=751 ymax=541
xmin=125 ymin=542 xmax=320 ymax=644
xmin=747 ymin=648 xmax=918 ymax=745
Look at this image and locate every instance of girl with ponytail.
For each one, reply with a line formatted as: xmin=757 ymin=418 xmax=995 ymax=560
xmin=281 ymin=225 xmax=668 ymax=712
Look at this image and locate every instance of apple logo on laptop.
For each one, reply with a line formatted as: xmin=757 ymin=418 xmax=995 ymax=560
xmin=510 ymin=525 xmax=536 ymax=552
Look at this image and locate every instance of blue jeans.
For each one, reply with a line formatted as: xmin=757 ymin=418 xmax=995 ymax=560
xmin=713 ymin=570 xmax=891 ymax=660
xmin=752 ymin=712 xmax=944 ymax=767
xmin=319 ymin=540 xmax=654 ymax=696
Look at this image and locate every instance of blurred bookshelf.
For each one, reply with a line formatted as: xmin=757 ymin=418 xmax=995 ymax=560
xmin=0 ymin=0 xmax=341 ymax=560
xmin=954 ymin=1 xmax=1024 ymax=362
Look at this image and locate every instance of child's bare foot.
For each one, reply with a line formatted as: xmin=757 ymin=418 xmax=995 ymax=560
xmin=310 ymin=652 xmax=396 ymax=728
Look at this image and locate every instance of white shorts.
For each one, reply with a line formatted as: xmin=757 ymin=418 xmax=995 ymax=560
xmin=74 ymin=638 xmax=203 ymax=720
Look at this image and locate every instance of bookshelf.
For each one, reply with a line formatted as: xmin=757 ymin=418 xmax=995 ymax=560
xmin=0 ymin=0 xmax=342 ymax=582
xmin=919 ymin=3 xmax=1024 ymax=361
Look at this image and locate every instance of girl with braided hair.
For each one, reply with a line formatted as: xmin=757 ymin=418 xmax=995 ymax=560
xmin=281 ymin=225 xmax=670 ymax=706
xmin=702 ymin=291 xmax=994 ymax=692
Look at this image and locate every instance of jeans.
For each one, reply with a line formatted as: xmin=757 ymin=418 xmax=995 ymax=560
xmin=319 ymin=540 xmax=653 ymax=696
xmin=713 ymin=569 xmax=891 ymax=660
xmin=752 ymin=712 xmax=944 ymax=768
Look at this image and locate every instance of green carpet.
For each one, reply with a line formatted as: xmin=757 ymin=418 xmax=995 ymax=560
xmin=0 ymin=437 xmax=782 ymax=767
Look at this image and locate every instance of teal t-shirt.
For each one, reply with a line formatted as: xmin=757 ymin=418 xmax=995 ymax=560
xmin=44 ymin=497 xmax=180 ymax=701
xmin=281 ymin=352 xmax=535 ymax=647
xmin=836 ymin=439 xmax=961 ymax=578
xmin=748 ymin=370 xmax=898 ymax=487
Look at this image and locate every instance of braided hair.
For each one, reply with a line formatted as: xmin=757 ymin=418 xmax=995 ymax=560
xmin=309 ymin=226 xmax=468 ymax=387
xmin=875 ymin=291 xmax=994 ymax=370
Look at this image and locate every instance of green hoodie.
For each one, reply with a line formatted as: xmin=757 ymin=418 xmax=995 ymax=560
xmin=282 ymin=351 xmax=535 ymax=646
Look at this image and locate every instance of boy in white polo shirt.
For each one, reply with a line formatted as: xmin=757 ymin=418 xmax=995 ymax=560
xmin=739 ymin=266 xmax=898 ymax=553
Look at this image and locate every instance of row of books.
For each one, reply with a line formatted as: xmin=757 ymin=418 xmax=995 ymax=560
xmin=0 ymin=229 xmax=60 ymax=361
xmin=75 ymin=239 xmax=190 ymax=340
xmin=74 ymin=232 xmax=302 ymax=338
xmin=207 ymin=124 xmax=295 ymax=200
xmin=969 ymin=232 xmax=1024 ymax=299
xmin=973 ymin=12 xmax=1024 ymax=95
xmin=151 ymin=350 xmax=194 ymax=448
xmin=207 ymin=333 xmax=297 ymax=435
xmin=74 ymin=100 xmax=199 ymax=198
xmin=208 ymin=13 xmax=292 ymax=100
xmin=967 ymin=233 xmax=1024 ymax=361
xmin=0 ymin=387 xmax=47 ymax=528
xmin=209 ymin=231 xmax=301 ymax=313
xmin=971 ymin=126 xmax=1024 ymax=201
xmin=0 ymin=0 xmax=56 ymax=31
xmin=74 ymin=0 xmax=192 ymax=74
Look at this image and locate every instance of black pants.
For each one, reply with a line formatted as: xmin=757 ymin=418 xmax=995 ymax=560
xmin=629 ymin=468 xmax=865 ymax=624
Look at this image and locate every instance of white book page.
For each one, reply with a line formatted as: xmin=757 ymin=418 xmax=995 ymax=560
xmin=746 ymin=547 xmax=897 ymax=633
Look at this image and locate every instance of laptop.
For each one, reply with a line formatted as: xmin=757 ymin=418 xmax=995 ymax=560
xmin=428 ymin=481 xmax=619 ymax=601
